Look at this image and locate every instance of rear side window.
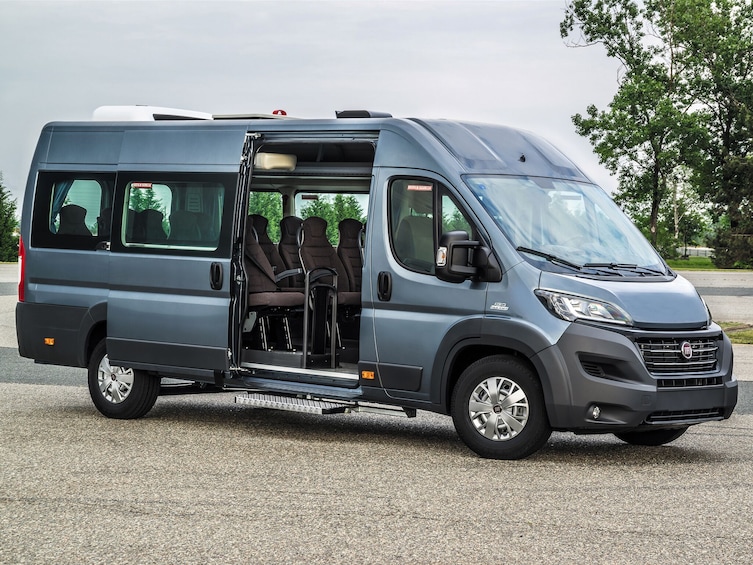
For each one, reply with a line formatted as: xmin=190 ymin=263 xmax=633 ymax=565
xmin=31 ymin=173 xmax=114 ymax=249
xmin=111 ymin=173 xmax=235 ymax=256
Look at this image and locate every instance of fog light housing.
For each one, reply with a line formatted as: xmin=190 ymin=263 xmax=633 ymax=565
xmin=592 ymin=405 xmax=601 ymax=420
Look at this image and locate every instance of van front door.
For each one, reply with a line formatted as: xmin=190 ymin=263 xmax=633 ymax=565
xmin=106 ymin=172 xmax=236 ymax=380
xmin=364 ymin=170 xmax=488 ymax=403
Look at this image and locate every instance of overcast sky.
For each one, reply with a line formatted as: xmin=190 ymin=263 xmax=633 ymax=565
xmin=0 ymin=0 xmax=622 ymax=206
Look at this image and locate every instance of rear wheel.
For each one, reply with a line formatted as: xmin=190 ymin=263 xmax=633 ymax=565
xmin=614 ymin=427 xmax=689 ymax=446
xmin=451 ymin=355 xmax=551 ymax=460
xmin=87 ymin=340 xmax=159 ymax=419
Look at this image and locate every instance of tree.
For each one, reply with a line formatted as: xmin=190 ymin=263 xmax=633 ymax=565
xmin=0 ymin=172 xmax=19 ymax=262
xmin=562 ymin=0 xmax=753 ymax=265
xmin=671 ymin=0 xmax=753 ymax=267
xmin=561 ymin=0 xmax=705 ymax=248
xmin=301 ymin=194 xmax=365 ymax=244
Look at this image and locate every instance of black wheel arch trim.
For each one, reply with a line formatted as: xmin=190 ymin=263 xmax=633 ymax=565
xmin=431 ymin=317 xmax=571 ymax=418
xmin=78 ymin=301 xmax=107 ymax=366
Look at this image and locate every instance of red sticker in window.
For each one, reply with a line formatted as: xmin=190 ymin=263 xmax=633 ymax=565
xmin=407 ymin=184 xmax=433 ymax=192
xmin=131 ymin=182 xmax=153 ymax=189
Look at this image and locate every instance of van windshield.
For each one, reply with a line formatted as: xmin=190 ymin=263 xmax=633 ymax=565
xmin=465 ymin=176 xmax=668 ymax=275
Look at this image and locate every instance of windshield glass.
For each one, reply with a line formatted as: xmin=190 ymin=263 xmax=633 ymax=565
xmin=465 ymin=176 xmax=667 ymax=274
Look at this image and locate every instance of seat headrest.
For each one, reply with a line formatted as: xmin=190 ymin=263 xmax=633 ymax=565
xmin=338 ymin=218 xmax=363 ymax=246
xmin=302 ymin=216 xmax=328 ymax=244
xmin=249 ymin=214 xmax=268 ymax=235
xmin=280 ymin=216 xmax=303 ymax=243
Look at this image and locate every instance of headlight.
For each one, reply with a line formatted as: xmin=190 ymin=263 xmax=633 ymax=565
xmin=534 ymin=289 xmax=633 ymax=326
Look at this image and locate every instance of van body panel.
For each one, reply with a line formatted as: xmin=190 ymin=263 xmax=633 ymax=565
xmin=47 ymin=129 xmax=123 ymax=165
xmin=364 ymin=166 xmax=488 ymax=402
xmin=119 ymin=125 xmax=247 ymax=170
xmin=106 ymin=254 xmax=232 ymax=372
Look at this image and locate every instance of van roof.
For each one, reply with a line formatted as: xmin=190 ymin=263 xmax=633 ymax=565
xmin=46 ymin=109 xmax=590 ymax=182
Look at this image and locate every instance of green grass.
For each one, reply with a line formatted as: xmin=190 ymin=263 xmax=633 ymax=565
xmin=719 ymin=322 xmax=753 ymax=345
xmin=665 ymin=256 xmax=718 ymax=270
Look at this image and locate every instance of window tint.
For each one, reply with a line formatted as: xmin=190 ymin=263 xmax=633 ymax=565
xmin=389 ymin=179 xmax=475 ymax=274
xmin=122 ymin=180 xmax=225 ymax=250
xmin=31 ymin=173 xmax=114 ymax=249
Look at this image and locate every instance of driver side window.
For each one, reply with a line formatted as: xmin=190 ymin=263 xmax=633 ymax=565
xmin=389 ymin=178 xmax=474 ymax=275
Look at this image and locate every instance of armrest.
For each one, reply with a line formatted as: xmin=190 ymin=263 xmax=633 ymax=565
xmin=275 ymin=268 xmax=303 ymax=283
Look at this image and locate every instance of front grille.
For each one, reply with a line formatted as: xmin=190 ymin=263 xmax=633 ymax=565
xmin=646 ymin=408 xmax=724 ymax=424
xmin=657 ymin=376 xmax=723 ymax=388
xmin=637 ymin=337 xmax=719 ymax=375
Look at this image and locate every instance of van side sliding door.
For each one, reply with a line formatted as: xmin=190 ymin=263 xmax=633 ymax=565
xmin=106 ymin=172 xmax=236 ymax=380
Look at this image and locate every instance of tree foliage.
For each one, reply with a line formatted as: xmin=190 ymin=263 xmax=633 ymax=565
xmin=301 ymin=194 xmax=365 ymax=244
xmin=561 ymin=0 xmax=753 ymax=265
xmin=0 ymin=172 xmax=19 ymax=262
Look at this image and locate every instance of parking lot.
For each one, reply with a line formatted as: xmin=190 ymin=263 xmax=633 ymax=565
xmin=2 ymin=264 xmax=753 ymax=564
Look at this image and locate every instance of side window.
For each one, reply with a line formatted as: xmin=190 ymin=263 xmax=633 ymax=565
xmin=31 ymin=173 xmax=114 ymax=250
xmin=389 ymin=178 xmax=475 ymax=274
xmin=389 ymin=179 xmax=436 ymax=274
xmin=294 ymin=192 xmax=368 ymax=245
xmin=441 ymin=193 xmax=474 ymax=237
xmin=115 ymin=174 xmax=233 ymax=256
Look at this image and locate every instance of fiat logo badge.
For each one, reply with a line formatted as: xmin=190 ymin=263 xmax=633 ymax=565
xmin=680 ymin=341 xmax=693 ymax=360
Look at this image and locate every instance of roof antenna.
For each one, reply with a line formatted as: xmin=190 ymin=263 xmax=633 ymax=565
xmin=519 ymin=154 xmax=526 ymax=163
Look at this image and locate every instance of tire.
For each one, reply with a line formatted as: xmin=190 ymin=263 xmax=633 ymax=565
xmin=614 ymin=427 xmax=689 ymax=446
xmin=451 ymin=355 xmax=551 ymax=460
xmin=87 ymin=340 xmax=159 ymax=419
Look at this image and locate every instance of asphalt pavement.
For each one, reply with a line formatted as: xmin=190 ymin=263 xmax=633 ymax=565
xmin=2 ymin=264 xmax=753 ymax=564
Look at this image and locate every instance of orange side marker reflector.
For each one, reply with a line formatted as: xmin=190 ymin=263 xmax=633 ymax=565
xmin=44 ymin=338 xmax=55 ymax=346
xmin=361 ymin=370 xmax=375 ymax=380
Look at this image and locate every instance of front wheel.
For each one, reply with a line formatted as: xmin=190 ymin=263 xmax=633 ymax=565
xmin=614 ymin=427 xmax=689 ymax=446
xmin=87 ymin=340 xmax=159 ymax=419
xmin=451 ymin=355 xmax=551 ymax=460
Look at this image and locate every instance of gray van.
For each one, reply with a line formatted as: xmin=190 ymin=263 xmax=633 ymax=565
xmin=16 ymin=107 xmax=737 ymax=459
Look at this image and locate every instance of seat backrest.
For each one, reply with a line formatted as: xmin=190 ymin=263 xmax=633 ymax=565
xmin=138 ymin=209 xmax=167 ymax=242
xmin=299 ymin=216 xmax=349 ymax=292
xmin=97 ymin=207 xmax=112 ymax=238
xmin=244 ymin=223 xmax=279 ymax=294
xmin=57 ymin=204 xmax=92 ymax=236
xmin=169 ymin=210 xmax=201 ymax=241
xmin=395 ymin=215 xmax=434 ymax=269
xmin=337 ymin=218 xmax=363 ymax=292
xmin=249 ymin=214 xmax=288 ymax=282
xmin=278 ymin=216 xmax=304 ymax=288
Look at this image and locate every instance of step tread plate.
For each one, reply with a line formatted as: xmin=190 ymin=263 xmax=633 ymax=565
xmin=235 ymin=392 xmax=351 ymax=414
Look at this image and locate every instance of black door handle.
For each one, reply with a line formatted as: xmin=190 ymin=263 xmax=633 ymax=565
xmin=210 ymin=262 xmax=223 ymax=290
xmin=377 ymin=271 xmax=392 ymax=301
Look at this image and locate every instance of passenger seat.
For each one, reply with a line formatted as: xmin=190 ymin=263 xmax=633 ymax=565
xmin=299 ymin=216 xmax=360 ymax=307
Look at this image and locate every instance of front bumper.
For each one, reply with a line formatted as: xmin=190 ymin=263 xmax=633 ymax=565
xmin=535 ymin=321 xmax=737 ymax=432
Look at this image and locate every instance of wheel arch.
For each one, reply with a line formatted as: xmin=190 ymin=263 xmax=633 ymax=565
xmin=78 ymin=302 xmax=107 ymax=367
xmin=432 ymin=318 xmax=568 ymax=417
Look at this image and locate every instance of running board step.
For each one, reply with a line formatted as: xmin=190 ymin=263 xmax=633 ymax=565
xmin=235 ymin=392 xmax=416 ymax=418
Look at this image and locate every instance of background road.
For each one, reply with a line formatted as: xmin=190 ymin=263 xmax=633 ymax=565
xmin=1 ymin=264 xmax=752 ymax=564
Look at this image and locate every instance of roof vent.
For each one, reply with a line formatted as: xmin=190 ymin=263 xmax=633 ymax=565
xmin=336 ymin=110 xmax=392 ymax=119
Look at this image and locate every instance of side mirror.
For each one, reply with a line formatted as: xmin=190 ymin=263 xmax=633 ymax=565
xmin=436 ymin=231 xmax=503 ymax=283
xmin=436 ymin=231 xmax=480 ymax=283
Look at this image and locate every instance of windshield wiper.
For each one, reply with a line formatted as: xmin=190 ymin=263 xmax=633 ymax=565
xmin=582 ymin=262 xmax=665 ymax=276
xmin=516 ymin=246 xmax=582 ymax=272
